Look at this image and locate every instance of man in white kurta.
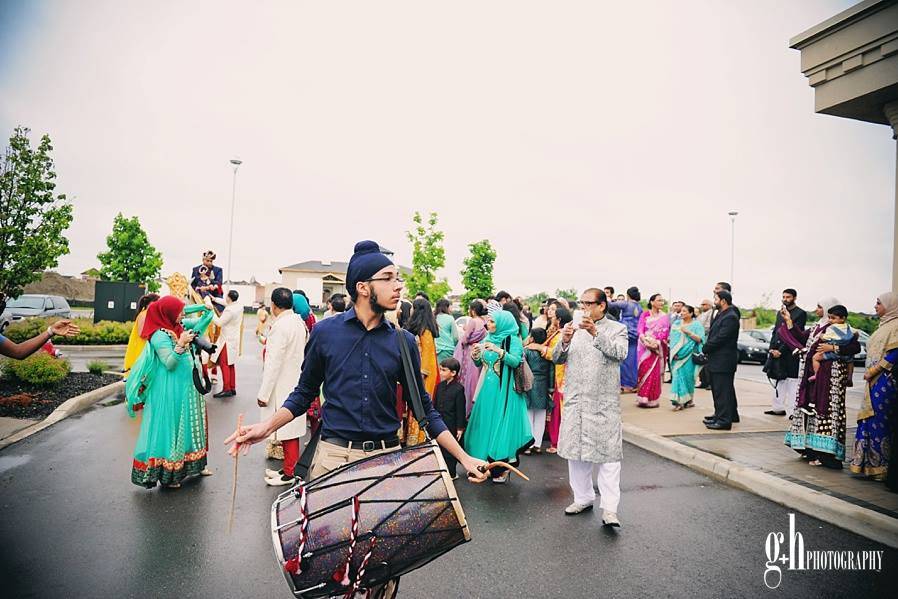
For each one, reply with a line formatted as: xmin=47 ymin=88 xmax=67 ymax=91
xmin=552 ymin=288 xmax=628 ymax=527
xmin=258 ymin=288 xmax=308 ymax=485
xmin=210 ymin=291 xmax=244 ymax=398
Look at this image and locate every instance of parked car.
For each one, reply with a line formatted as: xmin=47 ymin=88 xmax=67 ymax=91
xmin=744 ymin=328 xmax=773 ymax=345
xmin=1 ymin=294 xmax=72 ymax=331
xmin=737 ymin=332 xmax=769 ymax=364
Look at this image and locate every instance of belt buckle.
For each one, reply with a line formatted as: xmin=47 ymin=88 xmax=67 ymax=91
xmin=361 ymin=440 xmax=376 ymax=452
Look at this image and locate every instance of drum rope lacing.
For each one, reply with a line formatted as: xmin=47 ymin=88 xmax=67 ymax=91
xmin=283 ymin=484 xmax=310 ymax=576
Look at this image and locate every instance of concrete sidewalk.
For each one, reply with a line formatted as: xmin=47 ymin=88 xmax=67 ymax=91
xmin=621 ymin=377 xmax=898 ymax=545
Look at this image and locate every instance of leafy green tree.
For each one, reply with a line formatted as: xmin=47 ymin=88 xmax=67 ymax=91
xmin=405 ymin=211 xmax=450 ymax=300
xmin=525 ymin=291 xmax=549 ymax=313
xmin=460 ymin=240 xmax=497 ymax=307
xmin=0 ymin=127 xmax=74 ymax=298
xmin=555 ymin=288 xmax=578 ymax=303
xmin=97 ymin=213 xmax=163 ymax=292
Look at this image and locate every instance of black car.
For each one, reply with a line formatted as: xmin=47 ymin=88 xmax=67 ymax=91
xmin=737 ymin=332 xmax=769 ymax=364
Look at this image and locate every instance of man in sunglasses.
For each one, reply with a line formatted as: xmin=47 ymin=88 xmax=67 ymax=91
xmin=553 ymin=288 xmax=628 ymax=527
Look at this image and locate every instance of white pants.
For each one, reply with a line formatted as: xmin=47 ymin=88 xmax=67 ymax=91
xmin=771 ymin=377 xmax=799 ymax=415
xmin=528 ymin=409 xmax=546 ymax=448
xmin=568 ymin=459 xmax=621 ymax=513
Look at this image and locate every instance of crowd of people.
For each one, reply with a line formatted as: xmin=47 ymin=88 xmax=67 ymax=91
xmin=108 ymin=243 xmax=898 ymax=508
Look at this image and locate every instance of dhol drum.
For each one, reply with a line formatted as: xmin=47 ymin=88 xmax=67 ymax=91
xmin=271 ymin=441 xmax=470 ymax=597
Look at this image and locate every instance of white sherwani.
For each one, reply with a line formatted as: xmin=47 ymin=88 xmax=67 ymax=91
xmin=211 ymin=301 xmax=243 ymax=366
xmin=258 ymin=310 xmax=307 ymax=441
xmin=552 ymin=318 xmax=628 ymax=464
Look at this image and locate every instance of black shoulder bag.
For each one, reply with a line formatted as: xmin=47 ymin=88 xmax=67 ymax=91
xmin=397 ymin=329 xmax=431 ymax=441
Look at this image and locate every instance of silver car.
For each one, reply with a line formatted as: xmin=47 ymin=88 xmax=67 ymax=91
xmin=1 ymin=294 xmax=72 ymax=331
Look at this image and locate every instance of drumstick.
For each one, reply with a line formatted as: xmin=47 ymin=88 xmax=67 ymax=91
xmin=228 ymin=413 xmax=244 ymax=534
xmin=470 ymin=461 xmax=530 ymax=483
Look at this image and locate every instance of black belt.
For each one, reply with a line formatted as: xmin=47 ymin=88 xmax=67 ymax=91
xmin=321 ymin=436 xmax=400 ymax=452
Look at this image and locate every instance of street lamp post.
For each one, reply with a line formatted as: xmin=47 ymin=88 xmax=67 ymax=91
xmin=227 ymin=158 xmax=242 ymax=289
xmin=728 ymin=210 xmax=738 ymax=286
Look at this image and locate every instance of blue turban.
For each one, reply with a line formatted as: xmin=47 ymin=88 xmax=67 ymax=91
xmin=292 ymin=292 xmax=311 ymax=319
xmin=345 ymin=240 xmax=394 ymax=300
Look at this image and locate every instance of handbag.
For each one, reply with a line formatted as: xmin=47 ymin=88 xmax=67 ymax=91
xmin=514 ymin=357 xmax=534 ymax=394
xmin=692 ymin=352 xmax=709 ymax=366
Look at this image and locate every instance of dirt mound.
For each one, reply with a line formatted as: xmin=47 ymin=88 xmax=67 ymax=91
xmin=22 ymin=271 xmax=96 ymax=301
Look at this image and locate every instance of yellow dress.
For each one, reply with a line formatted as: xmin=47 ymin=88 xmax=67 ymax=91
xmin=402 ymin=330 xmax=439 ymax=446
xmin=123 ymin=309 xmax=148 ymax=374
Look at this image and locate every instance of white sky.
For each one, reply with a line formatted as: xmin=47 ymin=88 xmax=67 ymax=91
xmin=1 ymin=0 xmax=893 ymax=312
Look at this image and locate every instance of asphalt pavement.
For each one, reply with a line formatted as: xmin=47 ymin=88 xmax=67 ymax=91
xmin=0 ymin=335 xmax=895 ymax=598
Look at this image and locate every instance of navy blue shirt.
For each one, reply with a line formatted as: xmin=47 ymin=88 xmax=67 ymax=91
xmin=282 ymin=308 xmax=448 ymax=441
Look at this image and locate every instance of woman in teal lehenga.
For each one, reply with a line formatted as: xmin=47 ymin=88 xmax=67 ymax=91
xmin=463 ymin=310 xmax=533 ymax=483
xmin=126 ymin=296 xmax=210 ymax=489
xmin=668 ymin=304 xmax=705 ymax=410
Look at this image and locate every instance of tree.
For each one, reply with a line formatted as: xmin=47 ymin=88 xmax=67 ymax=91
xmin=97 ymin=213 xmax=163 ymax=292
xmin=460 ymin=240 xmax=496 ymax=307
xmin=525 ymin=291 xmax=549 ymax=313
xmin=405 ymin=211 xmax=450 ymax=300
xmin=555 ymin=288 xmax=578 ymax=302
xmin=0 ymin=127 xmax=74 ymax=299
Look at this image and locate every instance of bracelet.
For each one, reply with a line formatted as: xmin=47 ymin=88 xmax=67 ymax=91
xmin=174 ymin=344 xmax=186 ymax=354
xmin=46 ymin=326 xmax=55 ymax=338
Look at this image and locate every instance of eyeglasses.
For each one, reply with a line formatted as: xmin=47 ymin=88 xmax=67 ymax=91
xmin=365 ymin=276 xmax=405 ymax=285
xmin=578 ymin=300 xmax=599 ymax=306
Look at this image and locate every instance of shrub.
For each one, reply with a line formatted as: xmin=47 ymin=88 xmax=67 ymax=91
xmin=3 ymin=317 xmax=133 ymax=345
xmin=87 ymin=360 xmax=110 ymax=375
xmin=2 ymin=352 xmax=70 ymax=387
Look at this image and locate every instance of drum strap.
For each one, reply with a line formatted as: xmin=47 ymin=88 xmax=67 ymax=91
xmin=397 ymin=329 xmax=431 ymax=439
xmin=295 ymin=421 xmax=321 ymax=481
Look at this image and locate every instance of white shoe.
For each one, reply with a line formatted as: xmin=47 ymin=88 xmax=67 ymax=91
xmin=265 ymin=474 xmax=295 ymax=487
xmin=564 ymin=502 xmax=593 ymax=515
xmin=265 ymin=468 xmax=283 ymax=479
xmin=602 ymin=511 xmax=621 ymax=527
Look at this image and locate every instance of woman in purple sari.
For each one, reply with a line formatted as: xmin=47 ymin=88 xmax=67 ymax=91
xmin=778 ymin=297 xmax=861 ymax=469
xmin=636 ymin=294 xmax=670 ymax=408
xmin=454 ymin=299 xmax=488 ymax=417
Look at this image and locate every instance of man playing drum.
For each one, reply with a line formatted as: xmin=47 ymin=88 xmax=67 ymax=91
xmin=225 ymin=241 xmax=489 ymax=595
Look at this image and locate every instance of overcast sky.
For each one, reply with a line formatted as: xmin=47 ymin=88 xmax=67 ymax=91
xmin=1 ymin=0 xmax=893 ymax=312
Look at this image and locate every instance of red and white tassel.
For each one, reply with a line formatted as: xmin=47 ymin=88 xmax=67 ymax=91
xmin=284 ymin=485 xmax=308 ymax=575
xmin=333 ymin=496 xmax=361 ymax=586
xmin=344 ymin=535 xmax=378 ymax=598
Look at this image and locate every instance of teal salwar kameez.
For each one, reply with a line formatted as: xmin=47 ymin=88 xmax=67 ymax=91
xmin=127 ymin=329 xmax=208 ymax=488
xmin=669 ymin=319 xmax=705 ymax=407
xmin=463 ymin=311 xmax=533 ymax=465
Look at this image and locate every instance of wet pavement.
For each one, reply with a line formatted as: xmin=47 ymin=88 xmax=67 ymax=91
xmin=1 ymin=334 xmax=896 ymax=598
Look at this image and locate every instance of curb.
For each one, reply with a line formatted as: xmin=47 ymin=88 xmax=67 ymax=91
xmin=0 ymin=380 xmax=125 ymax=451
xmin=622 ymin=423 xmax=898 ymax=549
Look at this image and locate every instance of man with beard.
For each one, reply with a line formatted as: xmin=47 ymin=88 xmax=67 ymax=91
xmin=764 ymin=288 xmax=807 ymax=416
xmin=226 ymin=241 xmax=489 ymax=596
xmin=702 ymin=290 xmax=740 ymax=430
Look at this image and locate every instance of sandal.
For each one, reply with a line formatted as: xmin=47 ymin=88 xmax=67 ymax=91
xmin=672 ymin=405 xmax=684 ymax=411
xmin=524 ymin=449 xmax=532 ymax=456
xmin=200 ymin=468 xmax=213 ymax=476
xmin=165 ymin=482 xmax=181 ymax=489
xmin=808 ymin=459 xmax=822 ymax=467
xmin=546 ymin=447 xmax=557 ymax=454
xmin=684 ymin=401 xmax=695 ymax=409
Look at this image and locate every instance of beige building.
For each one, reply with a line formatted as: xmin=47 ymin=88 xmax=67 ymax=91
xmin=790 ymin=0 xmax=898 ymax=289
xmin=278 ymin=247 xmax=411 ymax=307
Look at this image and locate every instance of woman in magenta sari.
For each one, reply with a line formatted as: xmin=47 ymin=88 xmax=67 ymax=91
xmin=453 ymin=299 xmax=488 ymax=417
xmin=636 ymin=294 xmax=670 ymax=408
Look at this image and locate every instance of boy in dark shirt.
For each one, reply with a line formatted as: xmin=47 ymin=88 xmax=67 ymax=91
xmin=436 ymin=358 xmax=467 ymax=480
